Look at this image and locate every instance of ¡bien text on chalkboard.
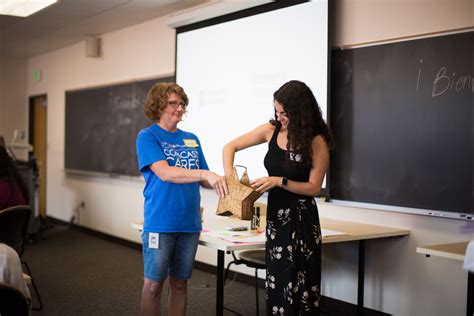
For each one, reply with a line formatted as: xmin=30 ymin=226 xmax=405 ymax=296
xmin=330 ymin=31 xmax=472 ymax=217
xmin=65 ymin=76 xmax=175 ymax=177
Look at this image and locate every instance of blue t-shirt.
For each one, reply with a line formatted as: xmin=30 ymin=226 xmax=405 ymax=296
xmin=136 ymin=124 xmax=209 ymax=233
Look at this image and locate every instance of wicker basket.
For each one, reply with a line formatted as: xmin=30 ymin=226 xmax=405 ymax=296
xmin=216 ymin=165 xmax=262 ymax=220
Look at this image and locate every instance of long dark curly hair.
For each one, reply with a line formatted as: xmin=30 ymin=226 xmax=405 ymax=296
xmin=271 ymin=80 xmax=334 ymax=167
xmin=0 ymin=146 xmax=29 ymax=203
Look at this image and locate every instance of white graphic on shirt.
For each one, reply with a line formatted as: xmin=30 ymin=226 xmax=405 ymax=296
xmin=162 ymin=142 xmax=200 ymax=169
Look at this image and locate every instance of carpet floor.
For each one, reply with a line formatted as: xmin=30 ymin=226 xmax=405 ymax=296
xmin=23 ymin=223 xmax=265 ymax=315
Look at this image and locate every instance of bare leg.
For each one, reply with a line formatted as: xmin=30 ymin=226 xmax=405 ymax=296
xmin=140 ymin=278 xmax=164 ymax=316
xmin=168 ymin=276 xmax=188 ymax=316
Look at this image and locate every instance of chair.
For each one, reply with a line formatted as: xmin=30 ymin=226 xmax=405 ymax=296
xmin=0 ymin=205 xmax=43 ymax=310
xmin=0 ymin=284 xmax=29 ymax=316
xmin=224 ymin=249 xmax=266 ymax=316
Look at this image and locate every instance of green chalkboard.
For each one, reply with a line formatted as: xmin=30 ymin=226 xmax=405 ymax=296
xmin=330 ymin=32 xmax=472 ymax=215
xmin=65 ymin=76 xmax=174 ymax=176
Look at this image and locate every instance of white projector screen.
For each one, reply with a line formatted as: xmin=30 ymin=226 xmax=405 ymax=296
xmin=176 ymin=0 xmax=329 ymax=188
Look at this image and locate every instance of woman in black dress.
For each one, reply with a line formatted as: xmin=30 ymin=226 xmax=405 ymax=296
xmin=223 ymin=80 xmax=333 ymax=315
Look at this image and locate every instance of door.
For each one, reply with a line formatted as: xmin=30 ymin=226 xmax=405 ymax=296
xmin=30 ymin=95 xmax=47 ymax=217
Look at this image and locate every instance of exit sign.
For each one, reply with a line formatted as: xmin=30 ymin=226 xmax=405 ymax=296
xmin=33 ymin=69 xmax=41 ymax=81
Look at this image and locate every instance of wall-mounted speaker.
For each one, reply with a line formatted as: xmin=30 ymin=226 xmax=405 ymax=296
xmin=85 ymin=36 xmax=101 ymax=58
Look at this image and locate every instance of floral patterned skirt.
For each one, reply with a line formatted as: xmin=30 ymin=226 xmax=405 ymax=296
xmin=265 ymin=197 xmax=321 ymax=316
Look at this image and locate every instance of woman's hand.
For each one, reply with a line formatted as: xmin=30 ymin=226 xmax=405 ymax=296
xmin=203 ymin=170 xmax=228 ymax=198
xmin=251 ymin=176 xmax=280 ymax=193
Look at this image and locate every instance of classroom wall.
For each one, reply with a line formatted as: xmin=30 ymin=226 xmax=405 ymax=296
xmin=18 ymin=0 xmax=473 ymax=315
xmin=330 ymin=0 xmax=472 ymax=47
xmin=0 ymin=56 xmax=28 ymax=160
xmin=26 ymin=16 xmax=175 ymax=242
xmin=323 ymin=1 xmax=472 ymax=315
xmin=0 ymin=57 xmax=3 ymax=136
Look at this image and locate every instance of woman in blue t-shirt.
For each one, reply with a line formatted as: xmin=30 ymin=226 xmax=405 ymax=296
xmin=136 ymin=82 xmax=227 ymax=316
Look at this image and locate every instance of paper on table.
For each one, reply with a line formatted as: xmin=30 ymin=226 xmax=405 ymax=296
xmin=322 ymin=228 xmax=350 ymax=237
xmin=463 ymin=240 xmax=474 ymax=272
xmin=202 ymin=230 xmax=265 ymax=243
xmin=202 ymin=228 xmax=349 ymax=243
xmin=221 ymin=233 xmax=265 ymax=243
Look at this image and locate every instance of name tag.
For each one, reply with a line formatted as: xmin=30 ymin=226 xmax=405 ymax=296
xmin=149 ymin=232 xmax=159 ymax=249
xmin=183 ymin=139 xmax=199 ymax=148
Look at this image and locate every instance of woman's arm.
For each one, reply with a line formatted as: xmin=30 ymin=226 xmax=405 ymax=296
xmin=199 ymin=172 xmax=228 ymax=197
xmin=251 ymin=135 xmax=329 ymax=196
xmin=222 ymin=123 xmax=274 ymax=176
xmin=150 ymin=161 xmax=227 ymax=198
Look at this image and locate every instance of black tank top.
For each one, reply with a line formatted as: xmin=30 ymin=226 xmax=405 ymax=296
xmin=264 ymin=125 xmax=312 ymax=200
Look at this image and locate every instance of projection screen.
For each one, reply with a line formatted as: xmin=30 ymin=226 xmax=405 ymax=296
xmin=176 ymin=0 xmax=329 ymax=189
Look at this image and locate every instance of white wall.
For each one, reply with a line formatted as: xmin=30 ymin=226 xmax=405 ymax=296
xmin=331 ymin=0 xmax=473 ymax=47
xmin=0 ymin=56 xmax=28 ymax=160
xmin=0 ymin=56 xmax=3 ymax=137
xmin=324 ymin=0 xmax=473 ymax=315
xmin=27 ymin=17 xmax=175 ymax=241
xmin=21 ymin=0 xmax=473 ymax=315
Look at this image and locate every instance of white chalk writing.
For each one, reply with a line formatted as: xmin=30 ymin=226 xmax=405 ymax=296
xmin=432 ymin=67 xmax=472 ymax=97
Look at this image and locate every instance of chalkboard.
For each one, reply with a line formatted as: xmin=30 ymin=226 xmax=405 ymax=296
xmin=330 ymin=32 xmax=472 ymax=215
xmin=65 ymin=76 xmax=174 ymax=176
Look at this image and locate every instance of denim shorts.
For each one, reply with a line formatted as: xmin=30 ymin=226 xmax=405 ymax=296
xmin=142 ymin=231 xmax=200 ymax=282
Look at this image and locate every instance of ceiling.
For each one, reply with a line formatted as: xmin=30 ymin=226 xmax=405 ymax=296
xmin=0 ymin=0 xmax=212 ymax=59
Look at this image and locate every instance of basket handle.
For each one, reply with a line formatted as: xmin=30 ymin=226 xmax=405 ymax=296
xmin=234 ymin=165 xmax=250 ymax=185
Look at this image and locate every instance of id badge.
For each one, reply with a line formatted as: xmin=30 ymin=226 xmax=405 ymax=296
xmin=149 ymin=232 xmax=159 ymax=249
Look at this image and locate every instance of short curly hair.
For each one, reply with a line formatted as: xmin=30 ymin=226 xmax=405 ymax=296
xmin=144 ymin=82 xmax=189 ymax=121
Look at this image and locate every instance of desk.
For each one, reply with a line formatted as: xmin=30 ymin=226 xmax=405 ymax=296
xmin=133 ymin=217 xmax=409 ymax=316
xmin=417 ymin=241 xmax=473 ymax=316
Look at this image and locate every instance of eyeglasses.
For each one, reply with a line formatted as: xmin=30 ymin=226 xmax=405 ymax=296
xmin=167 ymin=101 xmax=187 ymax=109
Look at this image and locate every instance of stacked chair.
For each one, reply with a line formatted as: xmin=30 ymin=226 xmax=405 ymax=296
xmin=0 ymin=205 xmax=43 ymax=311
xmin=0 ymin=284 xmax=29 ymax=316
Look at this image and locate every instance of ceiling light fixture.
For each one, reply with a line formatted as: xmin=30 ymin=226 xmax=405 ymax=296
xmin=0 ymin=0 xmax=58 ymax=17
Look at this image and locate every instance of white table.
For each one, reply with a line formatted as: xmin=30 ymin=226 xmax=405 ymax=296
xmin=133 ymin=216 xmax=410 ymax=316
xmin=417 ymin=241 xmax=473 ymax=316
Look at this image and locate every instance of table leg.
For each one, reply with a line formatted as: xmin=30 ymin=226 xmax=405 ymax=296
xmin=357 ymin=240 xmax=366 ymax=316
xmin=216 ymin=249 xmax=225 ymax=316
xmin=467 ymin=271 xmax=473 ymax=316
